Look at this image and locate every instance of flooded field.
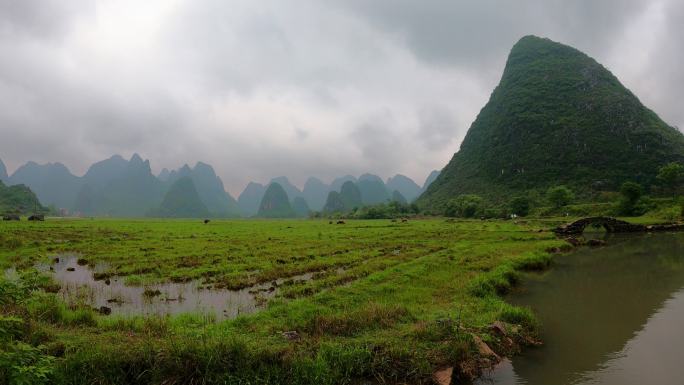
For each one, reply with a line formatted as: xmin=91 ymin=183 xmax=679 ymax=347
xmin=40 ymin=255 xmax=316 ymax=319
xmin=478 ymin=232 xmax=684 ymax=385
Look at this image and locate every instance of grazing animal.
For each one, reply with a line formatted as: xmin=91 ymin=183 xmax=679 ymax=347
xmin=28 ymin=214 xmax=44 ymax=221
xmin=2 ymin=214 xmax=20 ymax=221
xmin=204 ymin=219 xmax=210 ymax=224
xmin=337 ymin=220 xmax=346 ymax=225
xmin=401 ymin=218 xmax=408 ymax=223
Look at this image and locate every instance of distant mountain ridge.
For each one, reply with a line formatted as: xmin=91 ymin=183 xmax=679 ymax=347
xmin=1 ymin=154 xmax=434 ymax=217
xmin=238 ymin=173 xmax=430 ymax=215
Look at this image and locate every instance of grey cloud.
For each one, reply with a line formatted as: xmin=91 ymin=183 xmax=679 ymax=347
xmin=0 ymin=0 xmax=682 ymax=194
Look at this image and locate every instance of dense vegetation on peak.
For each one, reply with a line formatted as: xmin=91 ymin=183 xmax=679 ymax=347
xmin=339 ymin=181 xmax=362 ymax=209
xmin=421 ymin=170 xmax=440 ymax=192
xmin=257 ymin=183 xmax=296 ymax=218
xmin=148 ymin=177 xmax=209 ymax=218
xmin=0 ymin=180 xmax=46 ymax=214
xmin=420 ymin=35 xmax=684 ymax=209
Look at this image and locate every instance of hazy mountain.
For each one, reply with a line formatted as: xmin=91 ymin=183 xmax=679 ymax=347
xmin=421 ymin=170 xmax=441 ymax=192
xmin=323 ymin=191 xmax=346 ymax=213
xmin=420 ymin=36 xmax=684 ymax=208
xmin=0 ymin=180 xmax=46 ymax=214
xmin=82 ymin=155 xmax=128 ymax=190
xmin=257 ymin=182 xmax=295 ymax=218
xmin=386 ymin=174 xmax=421 ymax=202
xmin=339 ymin=181 xmax=363 ymax=209
xmin=9 ymin=161 xmax=82 ymax=209
xmin=238 ymin=182 xmax=267 ymax=217
xmin=157 ymin=168 xmax=171 ymax=181
xmin=167 ymin=162 xmax=240 ymax=217
xmin=357 ymin=179 xmax=390 ymax=205
xmin=292 ymin=196 xmax=311 ymax=218
xmin=330 ymin=175 xmax=357 ymax=193
xmin=270 ymin=176 xmax=303 ymax=200
xmin=95 ymin=154 xmax=165 ymax=217
xmin=391 ymin=190 xmax=408 ymax=204
xmin=0 ymin=158 xmax=7 ymax=182
xmin=148 ymin=176 xmax=209 ymax=218
xmin=302 ymin=177 xmax=329 ymax=211
xmin=358 ymin=173 xmax=384 ymax=184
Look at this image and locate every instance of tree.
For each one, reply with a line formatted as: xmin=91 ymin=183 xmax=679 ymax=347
xmin=616 ymin=181 xmax=650 ymax=216
xmin=509 ymin=196 xmax=530 ymax=217
xmin=657 ymin=162 xmax=684 ymax=197
xmin=445 ymin=195 xmax=484 ymax=218
xmin=546 ymin=186 xmax=574 ymax=209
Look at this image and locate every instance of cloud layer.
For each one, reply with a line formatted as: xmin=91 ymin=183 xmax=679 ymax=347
xmin=0 ymin=0 xmax=682 ymax=194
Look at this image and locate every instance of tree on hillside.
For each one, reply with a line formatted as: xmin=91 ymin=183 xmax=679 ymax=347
xmin=657 ymin=162 xmax=684 ymax=197
xmin=509 ymin=196 xmax=530 ymax=217
xmin=445 ymin=195 xmax=484 ymax=218
xmin=616 ymin=181 xmax=651 ymax=216
xmin=546 ymin=186 xmax=574 ymax=209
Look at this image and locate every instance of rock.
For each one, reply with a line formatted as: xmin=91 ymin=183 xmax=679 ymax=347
xmin=66 ymin=267 xmax=75 ymax=272
xmin=98 ymin=306 xmax=112 ymax=315
xmin=282 ymin=331 xmax=300 ymax=341
xmin=489 ymin=321 xmax=507 ymax=336
xmin=587 ymin=239 xmax=607 ymax=247
xmin=472 ymin=335 xmax=500 ymax=361
xmin=433 ymin=367 xmax=453 ymax=385
xmin=77 ymin=258 xmax=88 ymax=266
xmin=565 ymin=237 xmax=581 ymax=247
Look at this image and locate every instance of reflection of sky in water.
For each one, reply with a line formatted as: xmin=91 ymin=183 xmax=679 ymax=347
xmin=476 ymin=232 xmax=684 ymax=385
xmin=44 ymin=255 xmax=314 ymax=319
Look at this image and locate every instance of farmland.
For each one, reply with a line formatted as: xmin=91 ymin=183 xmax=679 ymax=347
xmin=1 ymin=218 xmax=567 ymax=384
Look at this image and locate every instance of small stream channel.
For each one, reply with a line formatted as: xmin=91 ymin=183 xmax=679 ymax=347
xmin=476 ymin=232 xmax=684 ymax=385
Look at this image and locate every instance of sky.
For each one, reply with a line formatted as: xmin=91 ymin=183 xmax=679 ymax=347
xmin=1 ymin=0 xmax=683 ymax=195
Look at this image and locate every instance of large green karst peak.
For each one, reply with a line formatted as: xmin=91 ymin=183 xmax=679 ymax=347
xmin=419 ymin=35 xmax=684 ymax=208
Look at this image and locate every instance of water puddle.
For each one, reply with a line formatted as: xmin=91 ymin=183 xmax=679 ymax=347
xmin=39 ymin=255 xmax=318 ymax=320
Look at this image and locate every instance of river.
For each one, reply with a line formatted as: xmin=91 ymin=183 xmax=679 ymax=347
xmin=476 ymin=232 xmax=684 ymax=385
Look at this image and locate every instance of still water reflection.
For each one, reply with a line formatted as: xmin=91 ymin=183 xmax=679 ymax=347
xmin=477 ymin=232 xmax=684 ymax=385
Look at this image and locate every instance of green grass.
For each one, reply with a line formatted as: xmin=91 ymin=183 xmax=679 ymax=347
xmin=0 ymin=218 xmax=569 ymax=384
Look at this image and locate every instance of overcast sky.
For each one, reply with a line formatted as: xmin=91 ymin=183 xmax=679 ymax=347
xmin=1 ymin=0 xmax=682 ymax=195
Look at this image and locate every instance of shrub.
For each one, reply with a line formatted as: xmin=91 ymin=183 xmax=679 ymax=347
xmin=445 ymin=195 xmax=484 ymax=218
xmin=509 ymin=196 xmax=530 ymax=217
xmin=546 ymin=186 xmax=574 ymax=208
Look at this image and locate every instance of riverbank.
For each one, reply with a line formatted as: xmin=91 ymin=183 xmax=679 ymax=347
xmin=2 ymin=218 xmax=569 ymax=384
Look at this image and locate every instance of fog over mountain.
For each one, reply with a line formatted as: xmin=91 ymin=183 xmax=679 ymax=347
xmin=1 ymin=1 xmax=682 ymax=196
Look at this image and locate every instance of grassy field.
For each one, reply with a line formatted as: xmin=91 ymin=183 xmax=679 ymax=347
xmin=1 ymin=218 xmax=571 ymax=384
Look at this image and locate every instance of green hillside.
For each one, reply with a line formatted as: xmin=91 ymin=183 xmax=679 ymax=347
xmin=419 ymin=36 xmax=684 ymax=209
xmin=0 ymin=181 xmax=46 ymax=214
xmin=257 ymin=183 xmax=295 ymax=218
